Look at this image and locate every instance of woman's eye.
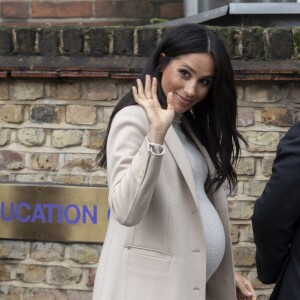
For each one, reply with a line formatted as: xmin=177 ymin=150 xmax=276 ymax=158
xmin=180 ymin=70 xmax=190 ymax=78
xmin=200 ymin=79 xmax=211 ymax=87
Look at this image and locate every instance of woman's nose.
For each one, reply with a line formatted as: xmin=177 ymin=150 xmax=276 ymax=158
xmin=184 ymin=82 xmax=196 ymax=98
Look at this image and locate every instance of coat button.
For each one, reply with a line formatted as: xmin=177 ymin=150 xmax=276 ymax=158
xmin=193 ymin=288 xmax=200 ymax=296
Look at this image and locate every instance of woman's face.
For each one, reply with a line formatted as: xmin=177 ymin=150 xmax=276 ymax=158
xmin=160 ymin=53 xmax=215 ymax=113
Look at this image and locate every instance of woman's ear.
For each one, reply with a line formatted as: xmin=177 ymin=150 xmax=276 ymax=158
xmin=158 ymin=53 xmax=166 ymax=71
xmin=159 ymin=53 xmax=166 ymax=59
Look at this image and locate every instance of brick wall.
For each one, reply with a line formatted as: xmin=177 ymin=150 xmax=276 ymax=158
xmin=0 ymin=0 xmax=184 ymax=26
xmin=1 ymin=25 xmax=300 ymax=299
xmin=0 ymin=241 xmax=99 ymax=298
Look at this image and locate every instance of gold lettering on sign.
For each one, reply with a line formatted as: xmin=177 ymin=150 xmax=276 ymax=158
xmin=0 ymin=184 xmax=109 ymax=243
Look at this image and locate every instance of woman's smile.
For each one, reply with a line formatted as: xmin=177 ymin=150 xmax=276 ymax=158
xmin=175 ymin=92 xmax=193 ymax=106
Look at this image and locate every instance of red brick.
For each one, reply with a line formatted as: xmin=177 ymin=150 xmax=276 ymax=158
xmin=32 ymin=1 xmax=93 ymax=18
xmin=0 ymin=150 xmax=24 ymax=170
xmin=87 ymin=268 xmax=97 ymax=286
xmin=95 ymin=1 xmax=153 ymax=18
xmin=159 ymin=2 xmax=184 ymax=19
xmin=94 ymin=1 xmax=114 ymax=18
xmin=1 ymin=2 xmax=29 ymax=19
xmin=261 ymin=107 xmax=293 ymax=127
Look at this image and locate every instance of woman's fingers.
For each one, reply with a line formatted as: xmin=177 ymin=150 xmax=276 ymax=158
xmin=132 ymin=86 xmax=140 ymax=104
xmin=235 ymin=272 xmax=256 ymax=300
xmin=142 ymin=75 xmax=157 ymax=100
xmin=133 ymin=79 xmax=147 ymax=107
xmin=133 ymin=75 xmax=159 ymax=105
xmin=133 ymin=76 xmax=175 ymax=120
xmin=150 ymin=77 xmax=158 ymax=99
xmin=144 ymin=75 xmax=152 ymax=99
xmin=133 ymin=75 xmax=174 ymax=136
xmin=166 ymin=92 xmax=174 ymax=111
xmin=136 ymin=78 xmax=145 ymax=98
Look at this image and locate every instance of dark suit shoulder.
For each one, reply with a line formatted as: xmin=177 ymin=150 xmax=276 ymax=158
xmin=280 ymin=121 xmax=300 ymax=141
xmin=276 ymin=121 xmax=300 ymax=156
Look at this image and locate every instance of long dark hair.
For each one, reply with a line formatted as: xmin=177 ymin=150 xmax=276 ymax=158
xmin=97 ymin=23 xmax=246 ymax=191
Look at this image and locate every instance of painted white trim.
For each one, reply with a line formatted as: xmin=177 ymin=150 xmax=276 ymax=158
xmin=230 ymin=2 xmax=300 ymax=14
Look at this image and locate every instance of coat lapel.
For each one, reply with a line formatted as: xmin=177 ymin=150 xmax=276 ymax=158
xmin=164 ymin=125 xmax=198 ymax=203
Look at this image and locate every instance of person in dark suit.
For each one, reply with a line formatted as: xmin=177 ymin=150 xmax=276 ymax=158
xmin=252 ymin=121 xmax=300 ymax=300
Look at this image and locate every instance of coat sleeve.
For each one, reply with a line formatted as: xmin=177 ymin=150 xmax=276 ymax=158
xmin=251 ymin=121 xmax=300 ymax=284
xmin=106 ymin=105 xmax=164 ymax=227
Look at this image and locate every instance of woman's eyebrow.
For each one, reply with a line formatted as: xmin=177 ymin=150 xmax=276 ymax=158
xmin=179 ymin=64 xmax=215 ymax=78
xmin=179 ymin=64 xmax=196 ymax=73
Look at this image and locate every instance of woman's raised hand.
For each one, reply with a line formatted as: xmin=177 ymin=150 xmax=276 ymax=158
xmin=132 ymin=75 xmax=175 ymax=145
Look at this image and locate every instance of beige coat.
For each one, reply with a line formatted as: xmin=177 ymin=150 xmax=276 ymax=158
xmin=93 ymin=105 xmax=236 ymax=300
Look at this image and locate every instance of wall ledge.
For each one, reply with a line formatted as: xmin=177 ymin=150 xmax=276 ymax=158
xmin=1 ymin=56 xmax=300 ymax=81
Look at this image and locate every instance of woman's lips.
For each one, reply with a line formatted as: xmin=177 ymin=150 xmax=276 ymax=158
xmin=175 ymin=93 xmax=192 ymax=105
